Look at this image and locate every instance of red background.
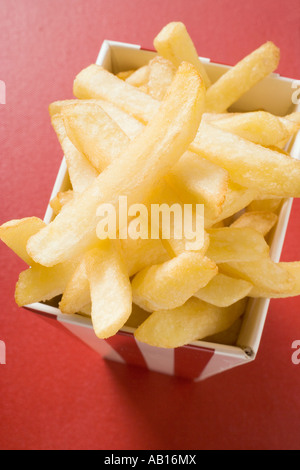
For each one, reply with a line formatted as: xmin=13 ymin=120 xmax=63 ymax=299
xmin=1 ymin=0 xmax=300 ymax=450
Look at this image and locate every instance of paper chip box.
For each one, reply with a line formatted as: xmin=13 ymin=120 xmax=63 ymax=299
xmin=24 ymin=40 xmax=300 ymax=381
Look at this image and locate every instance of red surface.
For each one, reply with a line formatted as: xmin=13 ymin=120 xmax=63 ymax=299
xmin=1 ymin=0 xmax=300 ymax=450
xmin=174 ymin=345 xmax=214 ymax=380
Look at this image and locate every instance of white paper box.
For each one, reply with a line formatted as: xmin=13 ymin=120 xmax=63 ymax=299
xmin=24 ymin=41 xmax=300 ymax=381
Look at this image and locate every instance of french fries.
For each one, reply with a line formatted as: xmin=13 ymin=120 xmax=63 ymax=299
xmin=1 ymin=21 xmax=300 ymax=353
xmin=27 ymin=62 xmax=205 ymax=267
xmin=85 ymin=241 xmax=132 ymax=339
xmin=230 ymin=211 xmax=278 ymax=237
xmin=132 ymin=254 xmax=218 ymax=312
xmin=62 ymin=102 xmax=129 ymax=172
xmin=153 ymin=21 xmax=211 ymax=89
xmin=51 ymin=113 xmax=98 ymax=193
xmin=194 ymin=274 xmax=253 ymax=308
xmin=134 ymin=298 xmax=246 ymax=348
xmin=205 ymin=41 xmax=280 ymax=112
xmin=0 ymin=217 xmax=45 ymax=265
xmin=190 ymin=121 xmax=300 ymax=197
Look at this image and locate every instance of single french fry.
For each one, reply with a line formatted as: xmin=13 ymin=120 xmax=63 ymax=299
xmin=205 ymin=41 xmax=280 ymax=112
xmin=51 ymin=114 xmax=98 ymax=193
xmin=27 ymin=63 xmax=205 ymax=267
xmin=121 ymin=232 xmax=170 ymax=277
xmin=190 ymin=121 xmax=300 ymax=197
xmin=205 ymin=181 xmax=257 ymax=228
xmin=132 ymin=253 xmax=218 ymax=312
xmin=49 ymin=99 xmax=80 ymax=116
xmin=220 ymin=259 xmax=295 ymax=294
xmin=134 ymin=297 xmax=246 ymax=348
xmin=230 ymin=211 xmax=278 ymax=236
xmin=145 ymin=56 xmax=176 ymax=100
xmin=50 ymin=190 xmax=74 ymax=216
xmin=212 ymin=111 xmax=290 ymax=147
xmin=50 ymin=98 xmax=144 ymax=140
xmin=85 ymin=241 xmax=132 ymax=339
xmin=15 ymin=258 xmax=80 ymax=306
xmin=73 ymin=65 xmax=160 ymax=124
xmin=96 ymin=100 xmax=144 ymax=139
xmin=154 ymin=21 xmax=211 ymax=88
xmin=165 ymin=150 xmax=229 ymax=220
xmin=194 ymin=273 xmax=253 ymax=307
xmin=0 ymin=217 xmax=46 ymax=265
xmin=62 ymin=102 xmax=129 ymax=172
xmin=59 ymin=255 xmax=90 ymax=315
xmin=249 ymin=262 xmax=300 ymax=298
xmin=206 ymin=227 xmax=270 ymax=263
xmin=125 ymin=65 xmax=150 ymax=87
xmin=116 ymin=69 xmax=135 ymax=80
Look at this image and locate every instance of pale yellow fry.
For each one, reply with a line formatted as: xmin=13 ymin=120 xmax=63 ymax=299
xmin=49 ymin=99 xmax=80 ymax=116
xmin=73 ymin=65 xmax=160 ymax=124
xmin=165 ymin=150 xmax=229 ymax=220
xmin=28 ymin=63 xmax=205 ymax=267
xmin=51 ymin=114 xmax=98 ymax=193
xmin=220 ymin=259 xmax=295 ymax=294
xmin=205 ymin=41 xmax=280 ymax=112
xmin=50 ymin=99 xmax=144 ymax=140
xmin=206 ymin=227 xmax=269 ymax=263
xmin=247 ymin=198 xmax=282 ymax=213
xmin=154 ymin=21 xmax=211 ymax=88
xmin=205 ymin=181 xmax=257 ymax=228
xmin=213 ymin=111 xmax=289 ymax=147
xmin=285 ymin=112 xmax=300 ymax=126
xmin=194 ymin=273 xmax=253 ymax=307
xmin=132 ymin=253 xmax=218 ymax=312
xmin=96 ymin=100 xmax=144 ymax=139
xmin=125 ymin=65 xmax=150 ymax=87
xmin=0 ymin=217 xmax=45 ymax=265
xmin=190 ymin=121 xmax=300 ymax=197
xmin=59 ymin=234 xmax=170 ymax=315
xmin=86 ymin=241 xmax=132 ymax=339
xmin=15 ymin=258 xmax=79 ymax=306
xmin=134 ymin=297 xmax=246 ymax=348
xmin=146 ymin=56 xmax=176 ymax=100
xmin=249 ymin=262 xmax=300 ymax=298
xmin=230 ymin=211 xmax=278 ymax=237
xmin=62 ymin=102 xmax=129 ymax=172
xmin=59 ymin=255 xmax=90 ymax=315
xmin=121 ymin=233 xmax=170 ymax=278
xmin=50 ymin=190 xmax=74 ymax=216
xmin=116 ymin=69 xmax=135 ymax=80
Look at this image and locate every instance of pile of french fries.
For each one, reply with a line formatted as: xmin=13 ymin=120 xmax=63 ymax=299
xmin=1 ymin=22 xmax=300 ymax=349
